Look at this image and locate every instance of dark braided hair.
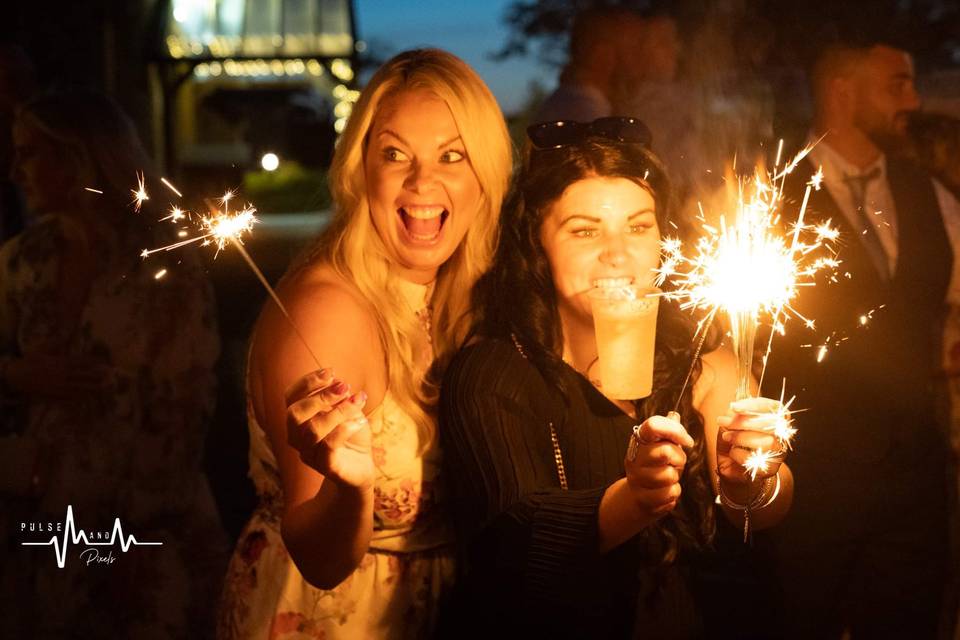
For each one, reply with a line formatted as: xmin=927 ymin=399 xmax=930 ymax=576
xmin=472 ymin=135 xmax=720 ymax=564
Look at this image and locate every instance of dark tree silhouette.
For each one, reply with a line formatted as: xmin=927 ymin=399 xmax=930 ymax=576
xmin=495 ymin=0 xmax=960 ymax=71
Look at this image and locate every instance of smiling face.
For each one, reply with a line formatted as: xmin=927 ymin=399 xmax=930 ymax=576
xmin=540 ymin=176 xmax=661 ymax=322
xmin=364 ymin=89 xmax=483 ymax=284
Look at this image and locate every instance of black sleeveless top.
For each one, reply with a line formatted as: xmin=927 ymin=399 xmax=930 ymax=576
xmin=438 ymin=338 xmax=705 ymax=639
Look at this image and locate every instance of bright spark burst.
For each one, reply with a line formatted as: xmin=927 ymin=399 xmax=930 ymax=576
xmin=744 ymin=448 xmax=778 ymax=481
xmin=141 ymin=203 xmax=257 ymax=258
xmin=656 ymin=145 xmax=840 ymax=400
xmin=161 ymin=205 xmax=187 ymax=222
xmin=769 ymin=392 xmax=797 ymax=445
xmin=739 ymin=385 xmax=797 ymax=480
xmin=657 ymin=155 xmax=837 ymax=324
xmin=131 ymin=172 xmax=149 ymax=211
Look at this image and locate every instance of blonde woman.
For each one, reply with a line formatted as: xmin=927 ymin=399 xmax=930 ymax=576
xmin=217 ymin=49 xmax=512 ymax=639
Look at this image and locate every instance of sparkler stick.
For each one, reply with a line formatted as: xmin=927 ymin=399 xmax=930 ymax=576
xmin=671 ymin=308 xmax=718 ymax=414
xmin=657 ymin=145 xmax=838 ymax=500
xmin=229 ymin=237 xmax=322 ymax=368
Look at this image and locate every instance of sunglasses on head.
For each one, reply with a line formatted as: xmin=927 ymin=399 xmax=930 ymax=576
xmin=527 ymin=117 xmax=653 ymax=150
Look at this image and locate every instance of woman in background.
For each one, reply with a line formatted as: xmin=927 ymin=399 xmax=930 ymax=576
xmin=0 ymin=89 xmax=225 ymax=638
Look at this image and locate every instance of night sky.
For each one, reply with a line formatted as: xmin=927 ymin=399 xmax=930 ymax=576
xmin=354 ymin=0 xmax=550 ymax=115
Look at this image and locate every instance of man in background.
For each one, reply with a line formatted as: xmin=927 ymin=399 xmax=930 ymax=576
xmin=767 ymin=39 xmax=959 ymax=638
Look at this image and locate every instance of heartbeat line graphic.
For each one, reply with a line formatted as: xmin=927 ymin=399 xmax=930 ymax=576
xmin=21 ymin=505 xmax=162 ymax=568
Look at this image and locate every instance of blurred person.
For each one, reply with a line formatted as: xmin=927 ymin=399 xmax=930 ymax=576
xmin=908 ymin=111 xmax=960 ymax=200
xmin=0 ymin=89 xmax=226 ymax=637
xmin=908 ymin=107 xmax=960 ymax=640
xmin=616 ymin=14 xmax=708 ymax=204
xmin=0 ymin=43 xmax=36 ymax=244
xmin=765 ymin=40 xmax=960 ymax=639
xmin=534 ymin=7 xmax=644 ymax=124
xmin=216 ymin=49 xmax=512 ymax=639
xmin=440 ymin=119 xmax=793 ymax=638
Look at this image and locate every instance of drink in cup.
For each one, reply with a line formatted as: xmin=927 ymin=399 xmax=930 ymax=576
xmin=589 ymin=285 xmax=660 ymax=399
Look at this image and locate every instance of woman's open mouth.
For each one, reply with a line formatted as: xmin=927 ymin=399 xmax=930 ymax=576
xmin=397 ymin=205 xmax=449 ymax=245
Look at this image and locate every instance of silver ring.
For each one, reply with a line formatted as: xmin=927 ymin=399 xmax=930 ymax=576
xmin=626 ymin=425 xmax=642 ymax=462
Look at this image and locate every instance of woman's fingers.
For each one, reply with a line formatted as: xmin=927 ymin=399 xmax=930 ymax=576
xmin=722 ymin=429 xmax=779 ymax=451
xmin=730 ymin=396 xmax=783 ymax=415
xmin=288 ymin=391 xmax=367 ymax=451
xmin=283 ymin=368 xmax=335 ymax=406
xmin=635 ymin=415 xmax=694 ymax=448
xmin=636 ymin=441 xmax=687 ymax=469
xmin=319 ymin=415 xmax=370 ymax=453
xmin=632 ymin=462 xmax=680 ymax=489
xmin=286 ymin=379 xmax=352 ymax=427
xmin=726 ymin=445 xmax=785 ymax=469
xmin=646 ymin=483 xmax=682 ymax=512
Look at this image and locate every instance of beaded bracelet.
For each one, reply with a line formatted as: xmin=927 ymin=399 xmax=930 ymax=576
xmin=716 ymin=470 xmax=780 ymax=543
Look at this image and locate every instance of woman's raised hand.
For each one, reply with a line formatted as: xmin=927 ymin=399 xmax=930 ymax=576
xmin=623 ymin=412 xmax=695 ymax=518
xmin=716 ymin=396 xmax=790 ymax=485
xmin=284 ymin=368 xmax=375 ymax=491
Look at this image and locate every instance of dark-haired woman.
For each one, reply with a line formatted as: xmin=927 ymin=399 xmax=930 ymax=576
xmin=439 ymin=118 xmax=794 ymax=638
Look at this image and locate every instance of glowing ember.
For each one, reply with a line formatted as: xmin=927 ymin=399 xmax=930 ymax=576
xmin=744 ymin=448 xmax=778 ymax=481
xmin=161 ymin=206 xmax=187 ymax=222
xmin=131 ymin=172 xmax=149 ymax=211
xmin=160 ymin=177 xmax=183 ymax=198
xmin=141 ymin=204 xmax=257 ymax=258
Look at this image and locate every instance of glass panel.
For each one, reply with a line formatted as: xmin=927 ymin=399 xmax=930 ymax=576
xmin=164 ymin=0 xmax=352 ymax=59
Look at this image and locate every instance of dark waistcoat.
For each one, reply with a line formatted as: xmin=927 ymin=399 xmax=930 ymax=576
xmin=763 ymin=156 xmax=952 ymax=463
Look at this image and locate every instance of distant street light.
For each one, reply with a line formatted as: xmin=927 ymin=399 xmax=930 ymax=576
xmin=261 ymin=152 xmax=280 ymax=171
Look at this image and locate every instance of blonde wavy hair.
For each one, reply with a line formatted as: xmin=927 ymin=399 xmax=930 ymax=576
xmin=295 ymin=49 xmax=512 ymax=448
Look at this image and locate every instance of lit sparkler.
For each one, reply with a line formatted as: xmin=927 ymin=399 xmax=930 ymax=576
xmin=741 ymin=387 xmax=797 ymax=480
xmin=743 ymin=449 xmax=778 ymax=481
xmin=657 ymin=146 xmax=840 ymax=402
xmin=137 ymin=180 xmax=322 ymax=368
xmin=658 ymin=145 xmax=840 ymax=497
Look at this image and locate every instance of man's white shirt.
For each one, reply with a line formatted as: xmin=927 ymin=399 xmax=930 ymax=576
xmin=806 ymin=136 xmax=960 ymax=304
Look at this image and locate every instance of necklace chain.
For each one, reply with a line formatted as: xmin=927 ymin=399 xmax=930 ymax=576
xmin=510 ymin=334 xmax=568 ymax=491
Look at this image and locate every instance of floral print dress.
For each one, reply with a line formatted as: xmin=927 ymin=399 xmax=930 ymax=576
xmin=218 ymin=280 xmax=455 ymax=640
xmin=0 ymin=213 xmax=227 ymax=638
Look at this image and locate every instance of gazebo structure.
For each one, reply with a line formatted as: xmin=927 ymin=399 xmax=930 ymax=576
xmin=149 ymin=0 xmax=361 ymax=178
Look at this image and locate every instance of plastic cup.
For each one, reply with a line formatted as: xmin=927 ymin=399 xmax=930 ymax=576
xmin=589 ymin=285 xmax=661 ymax=399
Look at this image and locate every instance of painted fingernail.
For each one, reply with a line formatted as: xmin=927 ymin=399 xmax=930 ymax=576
xmin=352 ymin=391 xmax=367 ymax=404
xmin=721 ymin=431 xmax=733 ymax=442
xmin=330 ymin=380 xmax=349 ymax=395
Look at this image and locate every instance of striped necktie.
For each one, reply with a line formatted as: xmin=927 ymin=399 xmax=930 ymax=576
xmin=842 ymin=167 xmax=887 ymax=278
